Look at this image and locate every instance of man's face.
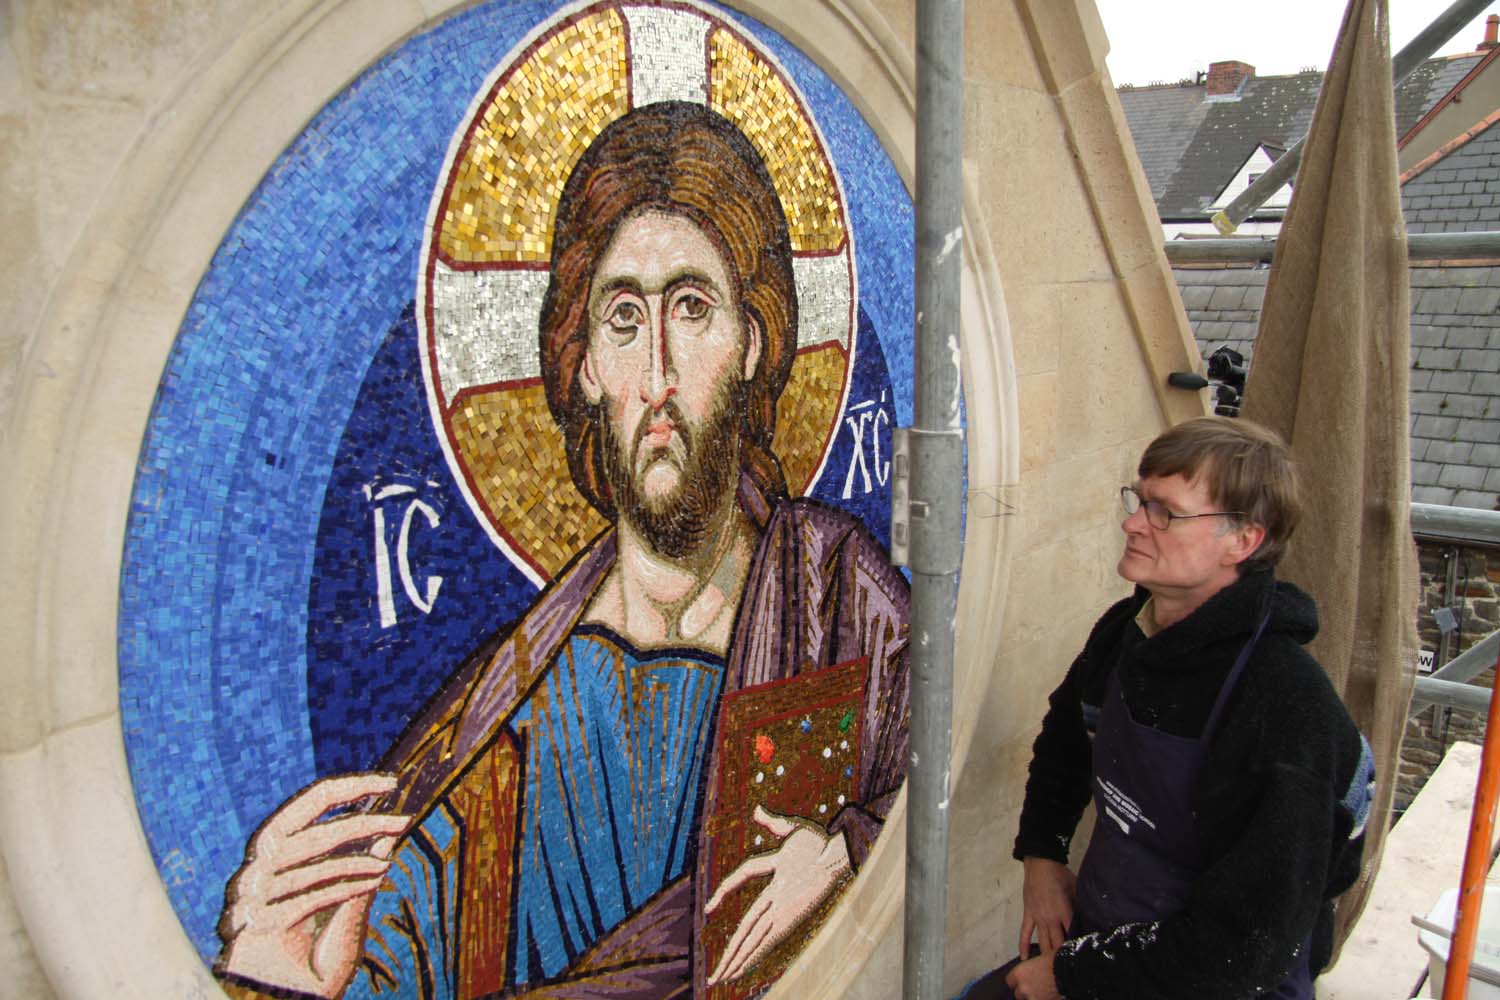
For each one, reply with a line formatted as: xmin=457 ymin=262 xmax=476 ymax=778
xmin=1117 ymin=472 xmax=1250 ymax=608
xmin=579 ymin=209 xmax=762 ymax=555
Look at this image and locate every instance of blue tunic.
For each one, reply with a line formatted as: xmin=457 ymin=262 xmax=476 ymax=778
xmin=352 ymin=627 xmax=724 ymax=997
xmin=509 ymin=627 xmax=724 ymax=982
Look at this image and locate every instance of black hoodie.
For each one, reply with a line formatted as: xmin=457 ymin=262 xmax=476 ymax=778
xmin=1013 ymin=570 xmax=1370 ymax=1000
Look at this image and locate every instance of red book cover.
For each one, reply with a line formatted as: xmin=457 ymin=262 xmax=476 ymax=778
xmin=701 ymin=657 xmax=869 ymax=999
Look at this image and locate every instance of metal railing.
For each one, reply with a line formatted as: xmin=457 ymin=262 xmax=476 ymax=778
xmin=1410 ymin=503 xmax=1500 ymax=716
xmin=1166 ymin=231 xmax=1500 ymax=265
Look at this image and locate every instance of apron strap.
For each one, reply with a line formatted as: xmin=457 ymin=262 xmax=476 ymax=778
xmin=1200 ymin=601 xmax=1272 ymax=742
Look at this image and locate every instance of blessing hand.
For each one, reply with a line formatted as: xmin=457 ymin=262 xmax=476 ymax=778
xmin=217 ymin=773 xmax=410 ymax=998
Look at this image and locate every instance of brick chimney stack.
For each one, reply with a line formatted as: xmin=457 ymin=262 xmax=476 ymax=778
xmin=1481 ymin=14 xmax=1499 ymax=52
xmin=1206 ymin=60 xmax=1255 ymax=97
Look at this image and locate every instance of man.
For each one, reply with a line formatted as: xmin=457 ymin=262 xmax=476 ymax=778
xmin=964 ymin=417 xmax=1373 ymax=1000
xmin=214 ymin=103 xmax=909 ymax=1000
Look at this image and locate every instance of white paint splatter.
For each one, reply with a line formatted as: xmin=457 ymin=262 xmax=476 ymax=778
xmin=939 ymin=227 xmax=963 ymax=262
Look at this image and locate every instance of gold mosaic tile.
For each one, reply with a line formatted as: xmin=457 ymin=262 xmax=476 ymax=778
xmin=709 ymin=29 xmax=846 ymax=254
xmin=774 ymin=345 xmax=848 ymax=495
xmin=450 ymin=385 xmax=608 ymax=580
xmin=438 ymin=10 xmax=629 ymax=265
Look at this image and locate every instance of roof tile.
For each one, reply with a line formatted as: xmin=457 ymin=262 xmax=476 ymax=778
xmin=1457 ymin=418 xmax=1500 ymax=443
xmin=1179 ymin=284 xmax=1215 ymax=310
xmin=1439 ymin=395 xmax=1490 ymax=419
xmin=1420 ymin=288 xmax=1463 ymax=313
xmin=1458 ymin=287 xmax=1500 ymax=315
xmin=1459 ymin=349 xmax=1500 ymax=372
xmin=1451 ymin=489 xmax=1499 ymax=509
xmin=1444 ymin=328 xmax=1489 ymax=349
xmin=1415 ymin=485 xmax=1459 ymax=505
xmin=1439 ymin=465 xmax=1487 ymax=489
xmin=1472 ymin=443 xmax=1500 ymax=467
xmin=1428 ymin=439 xmax=1475 ymax=463
xmin=1430 ymin=370 xmax=1476 ymax=393
xmin=1416 ymin=414 xmax=1461 ymax=437
xmin=1418 ymin=347 xmax=1461 ymax=369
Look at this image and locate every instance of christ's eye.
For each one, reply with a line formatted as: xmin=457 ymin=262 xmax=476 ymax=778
xmin=603 ymin=298 xmax=646 ymax=339
xmin=670 ymin=289 xmax=713 ymax=325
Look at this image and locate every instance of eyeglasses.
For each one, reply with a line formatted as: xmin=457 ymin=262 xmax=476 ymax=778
xmin=1120 ymin=486 xmax=1244 ymax=531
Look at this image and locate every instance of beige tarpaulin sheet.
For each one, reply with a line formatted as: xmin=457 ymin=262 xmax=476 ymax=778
xmin=1239 ymin=0 xmax=1419 ymax=949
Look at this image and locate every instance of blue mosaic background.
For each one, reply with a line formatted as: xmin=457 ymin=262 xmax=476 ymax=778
xmin=118 ymin=0 xmax=915 ymax=963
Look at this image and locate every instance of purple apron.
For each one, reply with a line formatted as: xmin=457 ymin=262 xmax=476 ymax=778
xmin=1074 ymin=610 xmax=1312 ymax=1000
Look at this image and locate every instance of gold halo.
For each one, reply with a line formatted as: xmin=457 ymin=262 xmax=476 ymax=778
xmin=418 ymin=0 xmax=854 ymax=583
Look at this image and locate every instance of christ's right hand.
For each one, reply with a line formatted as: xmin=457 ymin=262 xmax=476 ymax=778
xmin=217 ymin=773 xmax=411 ymax=998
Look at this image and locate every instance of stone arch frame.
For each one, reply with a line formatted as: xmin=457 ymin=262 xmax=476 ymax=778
xmin=0 ymin=1 xmax=1020 ymax=996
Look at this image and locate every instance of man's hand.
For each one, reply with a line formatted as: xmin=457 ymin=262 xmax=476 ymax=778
xmin=1018 ymin=856 xmax=1075 ymax=957
xmin=1005 ymin=952 xmax=1062 ymax=1000
xmin=704 ymin=805 xmax=851 ymax=984
xmin=218 ymin=774 xmax=412 ymax=999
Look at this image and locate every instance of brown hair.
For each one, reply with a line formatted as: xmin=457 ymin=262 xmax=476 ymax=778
xmin=1138 ymin=416 xmax=1300 ymax=573
xmin=539 ymin=102 xmax=797 ymax=520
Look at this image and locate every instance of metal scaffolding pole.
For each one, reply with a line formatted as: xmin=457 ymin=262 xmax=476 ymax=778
xmin=1165 ymin=230 xmax=1500 ymax=263
xmin=903 ymin=0 xmax=965 ymax=997
xmin=1211 ymin=0 xmax=1494 ymax=234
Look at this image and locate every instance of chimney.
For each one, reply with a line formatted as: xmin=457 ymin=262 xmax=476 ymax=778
xmin=1481 ymin=14 xmax=1499 ymax=51
xmin=1206 ymin=60 xmax=1255 ymax=97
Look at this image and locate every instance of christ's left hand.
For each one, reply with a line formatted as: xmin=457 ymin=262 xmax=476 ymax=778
xmin=704 ymin=805 xmax=852 ymax=984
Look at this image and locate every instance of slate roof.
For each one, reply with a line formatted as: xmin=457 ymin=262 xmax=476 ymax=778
xmin=1403 ymin=112 xmax=1500 ymax=232
xmin=1117 ymin=85 xmax=1212 ymax=203
xmin=1128 ymin=54 xmax=1500 ymax=510
xmin=1183 ymin=264 xmax=1500 ymax=509
xmin=1119 ymin=55 xmax=1481 ymax=221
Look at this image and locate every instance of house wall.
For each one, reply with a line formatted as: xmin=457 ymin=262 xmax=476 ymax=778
xmin=1400 ymin=54 xmax=1500 ymax=172
xmin=0 ymin=1 xmax=1201 ymax=996
xmin=1402 ymin=541 xmax=1500 ymax=811
xmin=1403 ymin=118 xmax=1500 ymax=236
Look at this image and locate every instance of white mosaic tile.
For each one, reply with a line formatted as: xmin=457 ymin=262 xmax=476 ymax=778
xmin=794 ymin=249 xmax=854 ymax=350
xmin=431 ymin=262 xmax=548 ymax=399
xmin=623 ymin=5 xmax=710 ymax=107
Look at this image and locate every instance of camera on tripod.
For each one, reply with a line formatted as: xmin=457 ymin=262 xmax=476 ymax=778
xmin=1206 ymin=347 xmax=1247 ymax=417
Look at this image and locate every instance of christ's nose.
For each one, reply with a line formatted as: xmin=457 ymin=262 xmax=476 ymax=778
xmin=641 ymin=301 xmax=677 ymax=408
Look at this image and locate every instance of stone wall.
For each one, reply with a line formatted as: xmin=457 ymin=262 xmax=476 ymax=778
xmin=1399 ymin=539 xmax=1500 ymax=812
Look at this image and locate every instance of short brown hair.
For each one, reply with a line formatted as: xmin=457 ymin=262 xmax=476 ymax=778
xmin=1138 ymin=416 xmax=1300 ymax=573
xmin=539 ymin=102 xmax=797 ymax=520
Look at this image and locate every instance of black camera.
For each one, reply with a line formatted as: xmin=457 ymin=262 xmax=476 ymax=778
xmin=1206 ymin=347 xmax=1247 ymax=417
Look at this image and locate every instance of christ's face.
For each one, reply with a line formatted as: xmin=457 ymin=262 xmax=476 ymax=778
xmin=579 ymin=209 xmax=762 ymax=555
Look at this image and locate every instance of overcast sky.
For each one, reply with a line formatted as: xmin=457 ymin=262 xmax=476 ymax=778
xmin=1092 ymin=0 xmax=1500 ymax=86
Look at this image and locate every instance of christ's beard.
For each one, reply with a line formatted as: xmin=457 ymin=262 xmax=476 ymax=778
xmin=600 ymin=392 xmax=742 ymax=559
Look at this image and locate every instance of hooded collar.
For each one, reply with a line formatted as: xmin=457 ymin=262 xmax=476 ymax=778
xmin=1133 ymin=569 xmax=1319 ymax=664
